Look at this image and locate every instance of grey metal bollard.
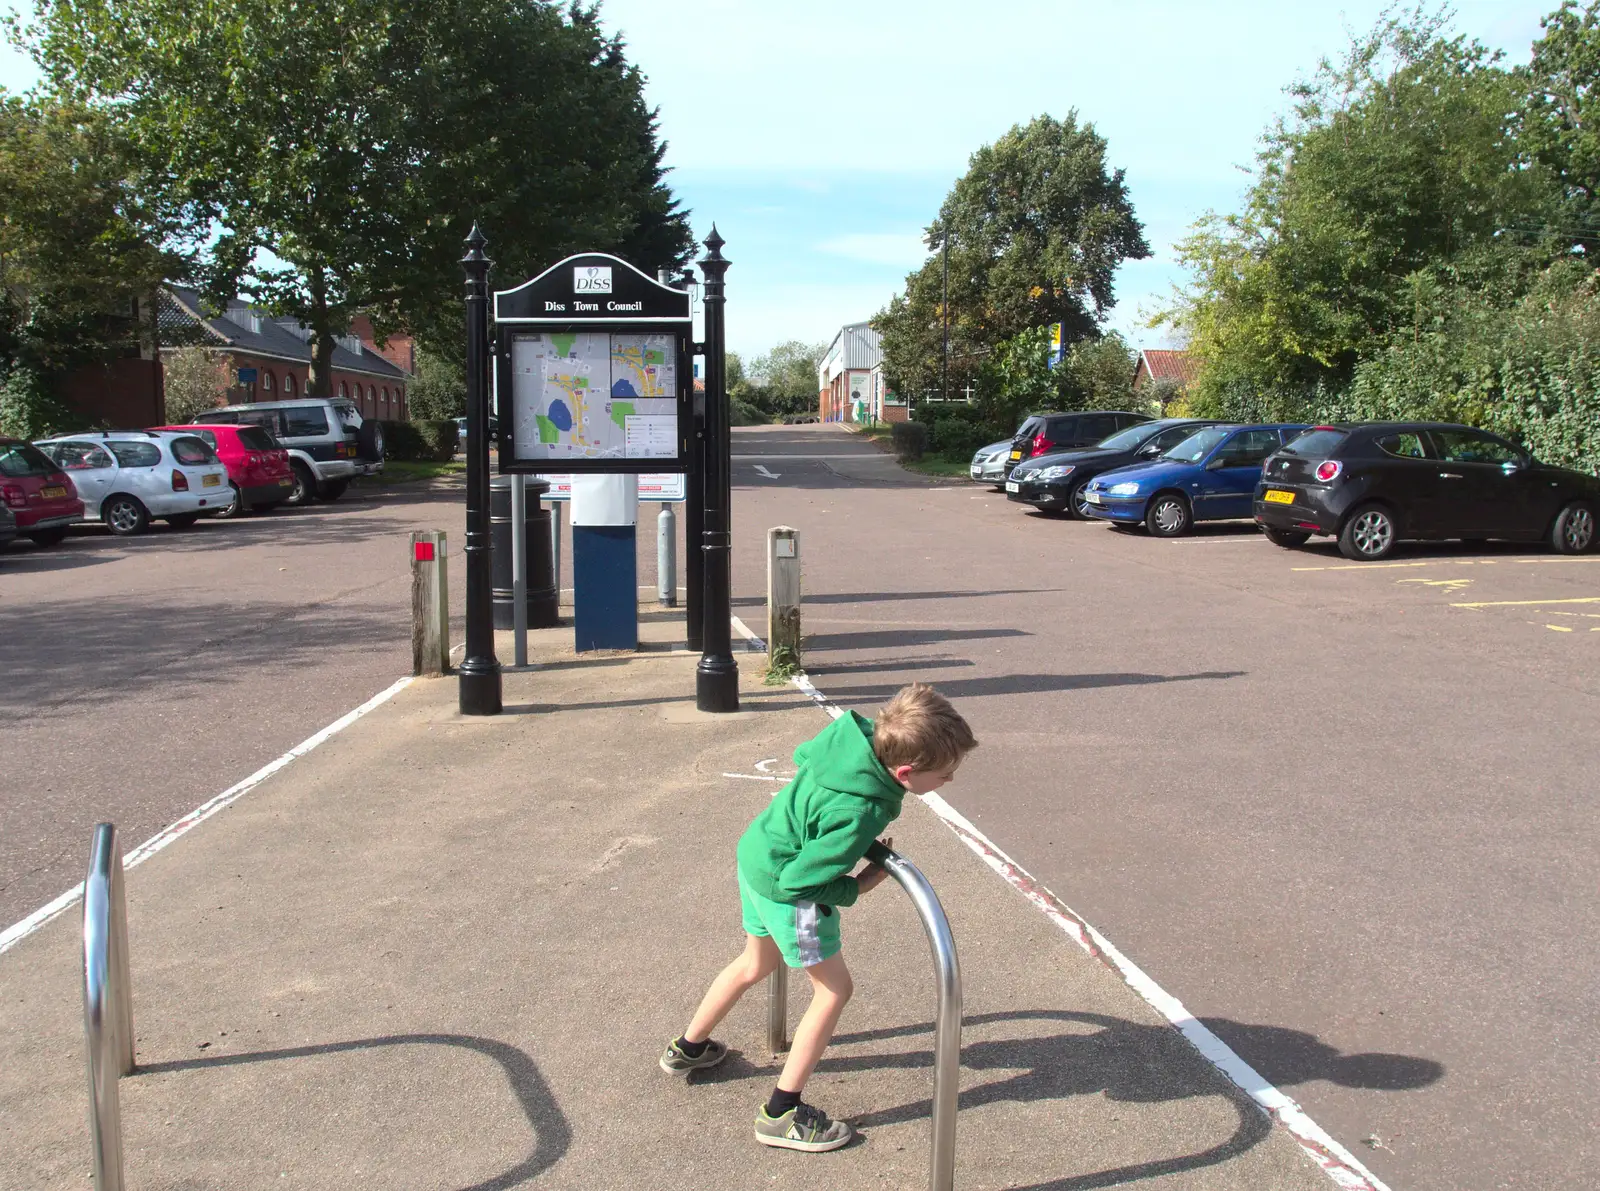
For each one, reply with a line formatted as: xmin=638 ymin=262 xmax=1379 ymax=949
xmin=658 ymin=502 xmax=677 ymax=607
xmin=512 ymin=474 xmax=528 ymax=666
xmin=764 ymin=848 xmax=960 ymax=1191
xmin=83 ymin=823 xmax=133 ymax=1191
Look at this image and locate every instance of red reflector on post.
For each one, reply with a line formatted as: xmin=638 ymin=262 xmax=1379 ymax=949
xmin=414 ymin=542 xmax=435 ymax=562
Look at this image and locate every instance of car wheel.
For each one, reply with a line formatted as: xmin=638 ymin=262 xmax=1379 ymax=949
xmin=1145 ymin=493 xmax=1191 ymax=537
xmin=1263 ymin=526 xmax=1311 ymax=549
xmin=319 ymin=478 xmax=350 ymax=501
xmin=103 ymin=495 xmax=150 ymax=537
xmin=1551 ymin=500 xmax=1595 ymax=554
xmin=1069 ymin=480 xmax=1095 ymax=519
xmin=357 ymin=420 xmax=385 ymax=461
xmin=1339 ymin=504 xmax=1397 ymax=560
xmin=214 ymin=482 xmax=245 ymax=519
xmin=165 ymin=513 xmax=200 ymax=529
xmin=286 ymin=462 xmax=317 ymax=506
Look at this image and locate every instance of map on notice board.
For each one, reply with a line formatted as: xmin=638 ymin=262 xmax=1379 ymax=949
xmin=510 ymin=332 xmax=678 ymax=461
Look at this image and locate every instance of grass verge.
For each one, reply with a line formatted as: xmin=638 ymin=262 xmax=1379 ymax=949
xmin=365 ymin=459 xmax=467 ymax=485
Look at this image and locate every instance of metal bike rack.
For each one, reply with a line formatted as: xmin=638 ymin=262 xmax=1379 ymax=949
xmin=83 ymin=823 xmax=134 ymax=1191
xmin=766 ymin=847 xmax=961 ymax=1191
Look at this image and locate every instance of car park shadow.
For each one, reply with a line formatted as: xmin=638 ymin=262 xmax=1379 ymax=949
xmin=44 ymin=503 xmax=449 ymax=555
xmin=803 ymin=670 xmax=1246 ymax=703
xmin=732 ymin=589 xmax=1061 ymax=608
xmin=0 ymin=594 xmax=396 ymax=720
xmin=812 ymin=1010 xmax=1440 ymax=1190
xmin=134 ymin=1032 xmax=569 ymax=1191
xmin=1289 ymin=536 xmax=1556 ymax=562
xmin=0 ymin=541 xmax=110 ymax=573
xmin=803 ymin=627 xmax=1031 ymax=651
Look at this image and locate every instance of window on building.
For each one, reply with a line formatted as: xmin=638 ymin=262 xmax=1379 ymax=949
xmin=284 ymin=373 xmax=297 ymax=396
xmin=368 ymin=384 xmax=377 ymax=404
xmin=382 ymin=387 xmax=390 ymax=408
xmin=339 ymin=381 xmax=348 ymax=400
xmin=261 ymin=371 xmax=274 ymax=395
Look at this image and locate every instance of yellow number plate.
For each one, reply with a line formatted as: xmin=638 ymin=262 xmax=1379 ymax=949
xmin=202 ymin=473 xmax=222 ymax=487
xmin=1263 ymin=489 xmax=1295 ymax=504
xmin=1008 ymin=450 xmax=1022 ymax=460
xmin=42 ymin=485 xmax=67 ymax=499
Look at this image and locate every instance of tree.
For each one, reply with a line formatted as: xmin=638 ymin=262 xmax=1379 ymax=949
xmin=0 ymin=95 xmax=185 ymax=436
xmin=876 ymin=113 xmax=1148 ymax=406
xmin=737 ymin=340 xmax=825 ymax=421
xmin=22 ymin=0 xmax=693 ymax=396
xmin=1060 ymin=331 xmax=1137 ymax=411
xmin=1521 ymin=2 xmax=1600 ymax=258
xmin=406 ymin=349 xmax=468 ymax=422
xmin=161 ymin=347 xmax=231 ymax=421
xmin=1164 ymin=10 xmax=1547 ymax=414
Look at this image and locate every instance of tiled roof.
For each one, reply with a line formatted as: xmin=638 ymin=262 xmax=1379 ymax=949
xmin=1136 ymin=349 xmax=1200 ymax=388
xmin=160 ymin=287 xmax=408 ymax=381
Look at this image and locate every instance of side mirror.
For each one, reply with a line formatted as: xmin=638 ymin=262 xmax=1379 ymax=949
xmin=1138 ymin=443 xmax=1161 ymax=456
xmin=1205 ymin=455 xmax=1229 ymax=470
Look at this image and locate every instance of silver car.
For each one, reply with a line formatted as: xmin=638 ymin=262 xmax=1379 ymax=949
xmin=35 ymin=431 xmax=231 ymax=535
xmin=969 ymin=440 xmax=1012 ymax=487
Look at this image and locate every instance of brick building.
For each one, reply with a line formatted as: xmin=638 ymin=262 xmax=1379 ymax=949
xmin=160 ymin=287 xmax=411 ymax=419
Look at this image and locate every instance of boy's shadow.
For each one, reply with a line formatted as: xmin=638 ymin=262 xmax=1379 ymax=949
xmin=704 ymin=1009 xmax=1441 ymax=1187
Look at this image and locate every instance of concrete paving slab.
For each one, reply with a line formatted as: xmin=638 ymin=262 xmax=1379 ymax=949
xmin=1 ymin=612 xmax=1331 ymax=1190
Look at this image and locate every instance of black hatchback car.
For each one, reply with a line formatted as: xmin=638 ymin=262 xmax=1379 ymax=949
xmin=1003 ymin=410 xmax=1152 ymax=478
xmin=1253 ymin=422 xmax=1599 ymax=560
xmin=1007 ymin=418 xmax=1226 ymax=516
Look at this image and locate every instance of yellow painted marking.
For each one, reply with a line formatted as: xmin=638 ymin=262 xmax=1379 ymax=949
xmin=1547 ymin=624 xmax=1575 ymax=632
xmin=1295 ymin=556 xmax=1600 ymax=574
xmin=1293 ymin=562 xmax=1431 ymax=572
xmin=1451 ymin=597 xmax=1600 ymax=608
xmin=1398 ymin=578 xmax=1473 ymax=590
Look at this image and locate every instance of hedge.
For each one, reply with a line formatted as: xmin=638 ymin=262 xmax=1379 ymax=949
xmin=380 ymin=418 xmax=459 ymax=462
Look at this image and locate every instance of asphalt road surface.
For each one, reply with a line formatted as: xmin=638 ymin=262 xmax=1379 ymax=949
xmin=728 ymin=423 xmax=1599 ymax=1191
xmin=0 ymin=482 xmax=472 ymax=928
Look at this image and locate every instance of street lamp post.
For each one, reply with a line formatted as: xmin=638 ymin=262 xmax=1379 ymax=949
xmin=940 ymin=235 xmax=950 ymax=409
xmin=458 ymin=223 xmax=503 ymax=716
xmin=684 ymin=269 xmax=704 ymax=652
xmin=695 ymin=227 xmax=738 ymax=712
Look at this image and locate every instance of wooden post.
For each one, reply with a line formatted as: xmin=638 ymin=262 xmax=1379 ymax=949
xmin=767 ymin=526 xmax=800 ymax=671
xmin=411 ymin=530 xmax=449 ymax=676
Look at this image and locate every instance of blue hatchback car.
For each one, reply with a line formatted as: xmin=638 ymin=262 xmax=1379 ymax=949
xmin=1082 ymin=424 xmax=1309 ymax=536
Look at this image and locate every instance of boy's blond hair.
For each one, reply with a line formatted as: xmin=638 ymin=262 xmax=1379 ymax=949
xmin=872 ymin=683 xmax=977 ymax=773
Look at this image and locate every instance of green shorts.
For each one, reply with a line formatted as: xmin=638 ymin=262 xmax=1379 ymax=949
xmin=739 ymin=870 xmax=841 ymax=968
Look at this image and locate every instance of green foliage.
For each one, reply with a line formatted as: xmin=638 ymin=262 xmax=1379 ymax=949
xmin=736 ymin=341 xmax=824 ymax=421
xmin=975 ymin=325 xmax=1057 ymax=437
xmin=21 ymin=0 xmax=692 ymax=392
xmin=380 ymin=418 xmax=458 ymax=462
xmin=406 ymin=349 xmax=467 ymax=423
xmin=923 ymin=404 xmax=992 ymax=456
xmin=1165 ymin=10 xmax=1545 ymax=408
xmin=876 ymin=113 xmax=1148 ymax=405
xmin=1520 ymin=2 xmax=1600 ymax=257
xmin=728 ymin=396 xmax=764 ymax=427
xmin=0 ymin=365 xmax=78 ymax=438
xmin=891 ymin=420 xmax=929 ymax=461
xmin=764 ymin=644 xmax=801 ymax=685
xmin=1060 ymin=332 xmax=1138 ymax=411
xmin=161 ymin=347 xmax=231 ymax=422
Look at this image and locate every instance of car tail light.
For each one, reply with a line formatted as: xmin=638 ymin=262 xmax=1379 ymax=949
xmin=172 ymin=470 xmax=189 ymax=491
xmin=1 ymin=483 xmax=24 ymax=508
xmin=1030 ymin=433 xmax=1053 ymax=456
xmin=246 ymin=453 xmax=260 ymax=467
xmin=1314 ymin=460 xmax=1343 ymax=482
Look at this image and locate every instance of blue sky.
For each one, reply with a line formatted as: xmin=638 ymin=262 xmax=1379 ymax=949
xmin=2 ymin=1 xmax=1551 ymax=362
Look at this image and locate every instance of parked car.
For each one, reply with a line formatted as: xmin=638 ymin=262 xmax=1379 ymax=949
xmin=34 ymin=431 xmax=229 ymax=535
xmin=153 ymin=422 xmax=292 ymax=517
xmin=0 ymin=436 xmax=84 ymax=546
xmin=1082 ymin=423 xmax=1309 ymax=536
xmin=1006 ymin=418 xmax=1227 ymax=516
xmin=1253 ymin=422 xmax=1600 ymax=560
xmin=1004 ymin=410 xmax=1153 ymax=477
xmin=969 ymin=440 xmax=1013 ymax=487
xmin=0 ymin=502 xmax=16 ymax=550
xmin=196 ymin=398 xmax=383 ymax=505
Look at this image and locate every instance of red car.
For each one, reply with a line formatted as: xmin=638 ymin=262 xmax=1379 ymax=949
xmin=151 ymin=423 xmax=293 ymax=517
xmin=0 ymin=436 xmax=84 ymax=547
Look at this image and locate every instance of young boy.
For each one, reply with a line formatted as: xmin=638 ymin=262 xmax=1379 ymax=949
xmin=660 ymin=683 xmax=977 ymax=1152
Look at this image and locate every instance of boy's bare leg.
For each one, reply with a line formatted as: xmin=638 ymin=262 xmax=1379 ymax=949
xmin=775 ymin=953 xmax=853 ymax=1094
xmin=683 ymin=933 xmax=783 ymax=1043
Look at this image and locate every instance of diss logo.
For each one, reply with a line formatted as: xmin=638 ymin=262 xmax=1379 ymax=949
xmin=574 ymin=266 xmax=613 ymax=294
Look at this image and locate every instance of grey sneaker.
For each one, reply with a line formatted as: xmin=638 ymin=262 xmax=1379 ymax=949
xmin=754 ymin=1101 xmax=854 ymax=1152
xmin=659 ymin=1037 xmax=728 ymax=1074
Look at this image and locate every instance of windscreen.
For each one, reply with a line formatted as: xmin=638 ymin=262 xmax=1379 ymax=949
xmin=1097 ymin=423 xmax=1158 ymax=451
xmin=1162 ymin=426 xmax=1231 ymax=463
xmin=170 ymin=436 xmax=219 ymax=465
xmin=236 ymin=426 xmax=278 ymax=451
xmin=0 ymin=441 xmax=56 ymax=477
xmin=1280 ymin=429 xmax=1348 ymax=457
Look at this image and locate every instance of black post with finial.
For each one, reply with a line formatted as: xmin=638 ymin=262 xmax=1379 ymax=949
xmin=458 ymin=223 xmax=502 ymax=716
xmin=683 ymin=266 xmax=704 ymax=653
xmin=695 ymin=228 xmax=738 ymax=712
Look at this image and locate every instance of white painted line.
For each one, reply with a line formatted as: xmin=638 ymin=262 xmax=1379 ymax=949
xmin=753 ymin=464 xmax=782 ymax=480
xmin=729 ymin=614 xmax=766 ymax=653
xmin=783 ymin=666 xmax=1391 ymax=1191
xmin=721 ymin=772 xmax=783 ymax=782
xmin=0 ymin=675 xmax=416 ymax=959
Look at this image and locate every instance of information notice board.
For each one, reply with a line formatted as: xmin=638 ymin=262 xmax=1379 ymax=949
xmin=494 ymin=253 xmax=693 ymax=475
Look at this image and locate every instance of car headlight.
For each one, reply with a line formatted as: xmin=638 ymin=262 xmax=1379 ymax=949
xmin=1012 ymin=468 xmax=1035 ymax=480
xmin=1037 ymin=465 xmax=1074 ymax=480
xmin=1108 ymin=481 xmax=1141 ymax=496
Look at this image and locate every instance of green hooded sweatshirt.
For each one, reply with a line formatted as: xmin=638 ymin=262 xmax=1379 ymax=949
xmin=736 ymin=711 xmax=905 ymax=908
